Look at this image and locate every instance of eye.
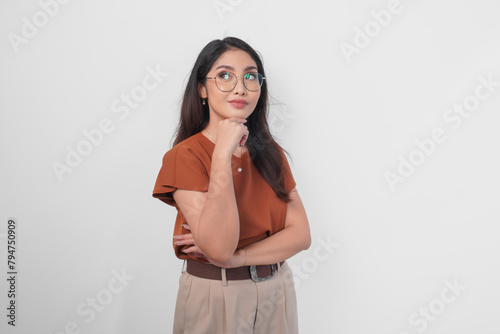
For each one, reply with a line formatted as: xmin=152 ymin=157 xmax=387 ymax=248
xmin=244 ymin=72 xmax=258 ymax=81
xmin=217 ymin=72 xmax=233 ymax=81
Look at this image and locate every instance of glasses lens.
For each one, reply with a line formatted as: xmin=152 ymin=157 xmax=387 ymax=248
xmin=214 ymin=72 xmax=264 ymax=91
xmin=243 ymin=72 xmax=263 ymax=91
xmin=215 ymin=72 xmax=236 ymax=91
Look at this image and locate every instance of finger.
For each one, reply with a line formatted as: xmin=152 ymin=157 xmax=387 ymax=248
xmin=183 ymin=236 xmax=195 ymax=244
xmin=192 ymin=246 xmax=205 ymax=254
xmin=174 ymin=239 xmax=194 ymax=246
xmin=183 ymin=246 xmax=198 ymax=254
xmin=173 ymin=233 xmax=193 ymax=240
xmin=184 ymin=245 xmax=205 ymax=255
xmin=240 ymin=134 xmax=248 ymax=147
xmin=174 ymin=234 xmax=195 ymax=245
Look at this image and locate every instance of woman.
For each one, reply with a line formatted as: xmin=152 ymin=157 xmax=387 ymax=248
xmin=152 ymin=36 xmax=311 ymax=334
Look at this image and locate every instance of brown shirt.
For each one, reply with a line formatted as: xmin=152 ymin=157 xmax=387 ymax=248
xmin=152 ymin=131 xmax=296 ymax=262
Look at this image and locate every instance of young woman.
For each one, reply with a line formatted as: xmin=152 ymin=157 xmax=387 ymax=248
xmin=152 ymin=36 xmax=311 ymax=334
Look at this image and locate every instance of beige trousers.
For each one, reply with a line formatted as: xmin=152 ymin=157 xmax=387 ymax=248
xmin=173 ymin=261 xmax=298 ymax=334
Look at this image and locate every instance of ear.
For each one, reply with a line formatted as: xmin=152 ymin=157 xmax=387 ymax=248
xmin=198 ymin=83 xmax=207 ymax=99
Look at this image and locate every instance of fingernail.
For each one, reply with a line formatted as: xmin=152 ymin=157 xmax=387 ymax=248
xmin=182 ymin=224 xmax=189 ymax=228
xmin=174 ymin=241 xmax=180 ymax=245
xmin=182 ymin=249 xmax=188 ymax=253
xmin=173 ymin=235 xmax=181 ymax=239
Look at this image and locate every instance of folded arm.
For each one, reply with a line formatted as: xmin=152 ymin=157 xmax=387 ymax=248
xmin=178 ymin=188 xmax=311 ymax=268
xmin=172 ymin=153 xmax=240 ymax=263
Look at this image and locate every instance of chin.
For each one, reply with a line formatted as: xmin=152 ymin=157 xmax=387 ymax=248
xmin=228 ymin=110 xmax=249 ymax=118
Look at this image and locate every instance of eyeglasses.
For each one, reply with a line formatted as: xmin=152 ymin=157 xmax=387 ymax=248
xmin=206 ymin=71 xmax=265 ymax=92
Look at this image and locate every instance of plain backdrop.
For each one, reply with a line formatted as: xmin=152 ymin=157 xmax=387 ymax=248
xmin=1 ymin=0 xmax=499 ymax=333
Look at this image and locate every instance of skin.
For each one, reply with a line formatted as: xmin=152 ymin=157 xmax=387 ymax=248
xmin=172 ymin=48 xmax=311 ymax=268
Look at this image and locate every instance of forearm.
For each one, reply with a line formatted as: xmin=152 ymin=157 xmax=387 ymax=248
xmin=242 ymin=224 xmax=311 ymax=266
xmin=197 ymin=153 xmax=239 ymax=261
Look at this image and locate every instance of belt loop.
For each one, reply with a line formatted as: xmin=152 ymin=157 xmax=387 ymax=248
xmin=181 ymin=259 xmax=187 ymax=273
xmin=277 ymin=261 xmax=282 ymax=272
xmin=221 ymin=268 xmax=228 ymax=286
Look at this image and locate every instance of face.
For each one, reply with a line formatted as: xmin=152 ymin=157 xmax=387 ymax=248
xmin=199 ymin=48 xmax=261 ymax=122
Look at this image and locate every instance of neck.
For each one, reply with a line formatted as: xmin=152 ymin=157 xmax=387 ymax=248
xmin=203 ymin=111 xmax=225 ymax=143
xmin=203 ymin=127 xmax=217 ymax=143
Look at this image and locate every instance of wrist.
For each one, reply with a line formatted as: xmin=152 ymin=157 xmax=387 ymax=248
xmin=213 ymin=147 xmax=232 ymax=162
xmin=241 ymin=247 xmax=247 ymax=267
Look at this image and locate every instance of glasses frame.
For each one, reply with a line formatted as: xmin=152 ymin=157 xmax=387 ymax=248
xmin=206 ymin=71 xmax=265 ymax=92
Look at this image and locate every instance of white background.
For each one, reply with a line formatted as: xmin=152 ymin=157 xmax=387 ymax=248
xmin=1 ymin=0 xmax=500 ymax=333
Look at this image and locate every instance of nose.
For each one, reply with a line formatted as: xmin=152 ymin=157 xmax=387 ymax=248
xmin=233 ymin=76 xmax=247 ymax=95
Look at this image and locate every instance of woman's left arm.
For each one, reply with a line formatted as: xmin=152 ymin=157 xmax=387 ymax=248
xmin=236 ymin=188 xmax=311 ymax=266
xmin=198 ymin=188 xmax=311 ymax=268
xmin=177 ymin=188 xmax=311 ymax=268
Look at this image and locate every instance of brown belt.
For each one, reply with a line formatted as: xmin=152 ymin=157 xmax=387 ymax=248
xmin=186 ymin=259 xmax=284 ymax=282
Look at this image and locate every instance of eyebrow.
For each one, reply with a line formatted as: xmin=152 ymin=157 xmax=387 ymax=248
xmin=215 ymin=65 xmax=258 ymax=71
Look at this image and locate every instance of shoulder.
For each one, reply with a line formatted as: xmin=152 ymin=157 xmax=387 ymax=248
xmin=161 ymin=132 xmax=209 ymax=166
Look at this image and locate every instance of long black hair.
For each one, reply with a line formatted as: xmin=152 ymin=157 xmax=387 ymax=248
xmin=171 ymin=37 xmax=292 ymax=203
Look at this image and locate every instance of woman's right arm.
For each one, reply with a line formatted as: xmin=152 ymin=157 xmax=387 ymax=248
xmin=172 ymin=118 xmax=248 ymax=263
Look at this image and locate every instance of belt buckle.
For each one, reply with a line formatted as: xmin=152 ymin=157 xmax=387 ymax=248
xmin=249 ymin=264 xmax=276 ymax=282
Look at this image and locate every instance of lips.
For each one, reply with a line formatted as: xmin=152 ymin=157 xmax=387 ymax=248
xmin=229 ymin=99 xmax=248 ymax=109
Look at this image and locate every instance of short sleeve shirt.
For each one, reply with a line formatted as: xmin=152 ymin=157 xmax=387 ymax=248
xmin=152 ymin=131 xmax=296 ymax=262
